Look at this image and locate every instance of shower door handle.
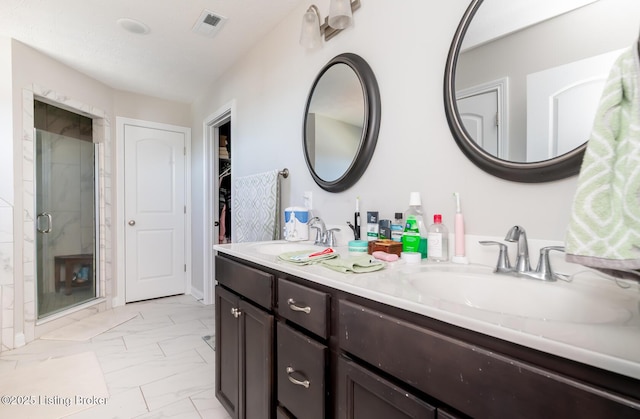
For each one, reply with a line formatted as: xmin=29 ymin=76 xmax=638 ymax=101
xmin=37 ymin=212 xmax=53 ymax=234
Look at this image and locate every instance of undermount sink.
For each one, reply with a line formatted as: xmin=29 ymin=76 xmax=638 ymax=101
xmin=409 ymin=270 xmax=634 ymax=325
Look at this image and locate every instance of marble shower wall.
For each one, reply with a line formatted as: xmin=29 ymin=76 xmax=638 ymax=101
xmin=0 ymin=199 xmax=13 ymax=351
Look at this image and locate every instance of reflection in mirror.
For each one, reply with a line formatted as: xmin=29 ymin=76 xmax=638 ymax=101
xmin=445 ymin=0 xmax=640 ymax=182
xmin=306 ymin=63 xmax=365 ymax=181
xmin=304 ymin=53 xmax=380 ymax=192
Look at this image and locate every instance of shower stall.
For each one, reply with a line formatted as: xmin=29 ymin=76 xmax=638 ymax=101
xmin=35 ymin=100 xmax=98 ymax=318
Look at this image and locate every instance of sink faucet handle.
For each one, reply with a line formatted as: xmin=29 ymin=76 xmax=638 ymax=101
xmin=310 ymin=226 xmax=324 ymax=245
xmin=326 ymin=228 xmax=341 ymax=247
xmin=535 ymin=246 xmax=565 ymax=281
xmin=479 ymin=241 xmax=512 ymax=273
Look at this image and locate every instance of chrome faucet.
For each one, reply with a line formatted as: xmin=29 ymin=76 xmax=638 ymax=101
xmin=309 ymin=216 xmax=340 ymax=247
xmin=504 ymin=225 xmax=531 ymax=274
xmin=481 ymin=226 xmax=565 ymax=281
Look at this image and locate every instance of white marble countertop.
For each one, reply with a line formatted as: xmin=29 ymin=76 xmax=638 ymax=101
xmin=214 ymin=240 xmax=640 ymax=381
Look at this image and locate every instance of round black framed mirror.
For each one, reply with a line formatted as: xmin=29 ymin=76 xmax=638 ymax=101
xmin=444 ymin=0 xmax=639 ymax=182
xmin=303 ymin=53 xmax=381 ymax=192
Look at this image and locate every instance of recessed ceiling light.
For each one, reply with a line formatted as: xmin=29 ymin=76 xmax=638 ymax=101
xmin=117 ymin=18 xmax=150 ymax=35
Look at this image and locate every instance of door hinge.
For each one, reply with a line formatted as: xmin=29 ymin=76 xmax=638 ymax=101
xmin=184 ymin=205 xmax=187 ymax=214
xmin=184 ymin=264 xmax=187 ymax=272
xmin=184 ymin=146 xmax=186 ymax=156
xmin=495 ymin=112 xmax=499 ymax=127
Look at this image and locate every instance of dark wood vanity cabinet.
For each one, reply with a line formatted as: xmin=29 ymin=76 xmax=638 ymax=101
xmin=215 ymin=254 xmax=640 ymax=419
xmin=215 ymin=257 xmax=275 ymax=419
xmin=338 ymin=299 xmax=640 ymax=418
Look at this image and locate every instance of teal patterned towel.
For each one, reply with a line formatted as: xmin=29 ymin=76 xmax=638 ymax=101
xmin=565 ymin=46 xmax=640 ymax=271
xmin=233 ymin=170 xmax=281 ymax=242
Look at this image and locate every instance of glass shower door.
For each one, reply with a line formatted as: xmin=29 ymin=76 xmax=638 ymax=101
xmin=36 ymin=128 xmax=97 ymax=318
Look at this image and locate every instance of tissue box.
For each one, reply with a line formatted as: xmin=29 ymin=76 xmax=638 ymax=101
xmin=368 ymin=239 xmax=403 ymax=256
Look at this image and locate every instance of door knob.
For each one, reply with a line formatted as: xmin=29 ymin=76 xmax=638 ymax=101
xmin=128 ymin=220 xmax=136 ymax=226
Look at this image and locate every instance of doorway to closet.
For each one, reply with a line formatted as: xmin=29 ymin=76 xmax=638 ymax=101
xmin=203 ymin=102 xmax=234 ymax=305
xmin=218 ymin=121 xmax=231 ymax=244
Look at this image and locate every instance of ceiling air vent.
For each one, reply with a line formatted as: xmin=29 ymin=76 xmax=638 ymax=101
xmin=192 ymin=9 xmax=228 ymax=38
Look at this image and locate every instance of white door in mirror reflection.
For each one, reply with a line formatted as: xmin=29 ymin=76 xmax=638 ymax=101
xmin=458 ymin=90 xmax=499 ymax=158
xmin=526 ymin=49 xmax=624 ymax=162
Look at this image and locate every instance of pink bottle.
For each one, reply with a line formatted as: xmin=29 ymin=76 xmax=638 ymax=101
xmin=452 ymin=193 xmax=468 ymax=264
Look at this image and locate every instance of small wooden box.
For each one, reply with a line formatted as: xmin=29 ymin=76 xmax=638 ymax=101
xmin=368 ymin=240 xmax=403 ymax=256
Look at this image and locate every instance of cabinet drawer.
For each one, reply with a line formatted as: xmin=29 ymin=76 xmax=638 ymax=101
xmin=278 ymin=278 xmax=330 ymax=339
xmin=215 ymin=255 xmax=274 ymax=310
xmin=338 ymin=299 xmax=640 ymax=419
xmin=277 ymin=322 xmax=327 ymax=419
xmin=338 ymin=356 xmax=436 ymax=419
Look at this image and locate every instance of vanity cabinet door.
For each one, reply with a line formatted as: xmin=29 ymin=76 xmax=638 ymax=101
xmin=278 ymin=278 xmax=330 ymax=339
xmin=215 ymin=285 xmax=240 ymax=418
xmin=338 ymin=356 xmax=436 ymax=419
xmin=215 ymin=285 xmax=274 ymax=419
xmin=240 ymin=298 xmax=274 ymax=419
xmin=277 ymin=322 xmax=327 ymax=419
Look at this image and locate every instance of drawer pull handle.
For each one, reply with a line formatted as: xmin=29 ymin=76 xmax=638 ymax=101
xmin=287 ymin=298 xmax=311 ymax=314
xmin=286 ymin=366 xmax=310 ymax=389
xmin=230 ymin=307 xmax=242 ymax=318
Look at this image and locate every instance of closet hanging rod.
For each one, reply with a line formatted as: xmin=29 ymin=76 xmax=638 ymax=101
xmin=279 ymin=168 xmax=289 ymax=178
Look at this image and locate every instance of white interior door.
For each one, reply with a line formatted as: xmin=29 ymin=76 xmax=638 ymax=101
xmin=526 ymin=49 xmax=623 ymax=162
xmin=458 ymin=90 xmax=499 ymax=157
xmin=124 ymin=123 xmax=186 ymax=302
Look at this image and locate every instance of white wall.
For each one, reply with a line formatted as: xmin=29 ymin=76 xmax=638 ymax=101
xmin=190 ymin=0 xmax=586 ymax=292
xmin=113 ymin=90 xmax=191 ymax=127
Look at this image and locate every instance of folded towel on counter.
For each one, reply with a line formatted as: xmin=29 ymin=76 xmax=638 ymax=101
xmin=320 ymin=255 xmax=384 ymax=274
xmin=565 ymin=46 xmax=640 ymax=274
xmin=278 ymin=248 xmax=338 ymax=265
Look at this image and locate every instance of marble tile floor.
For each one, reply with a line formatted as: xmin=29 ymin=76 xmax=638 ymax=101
xmin=0 ymin=294 xmax=232 ymax=419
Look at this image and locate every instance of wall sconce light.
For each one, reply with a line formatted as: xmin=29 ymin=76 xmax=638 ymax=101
xmin=299 ymin=0 xmax=361 ymax=48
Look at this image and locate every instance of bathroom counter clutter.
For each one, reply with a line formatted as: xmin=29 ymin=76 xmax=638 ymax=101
xmin=214 ymin=240 xmax=640 ymax=382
